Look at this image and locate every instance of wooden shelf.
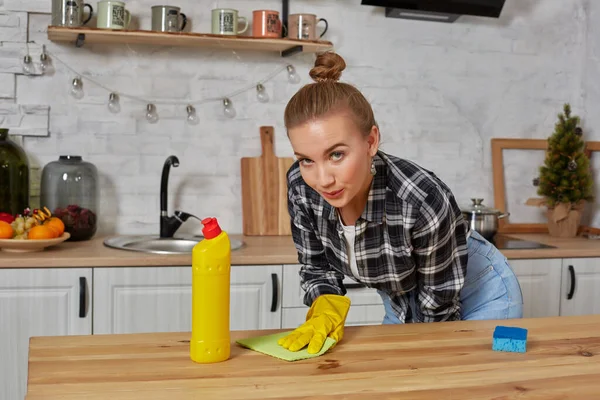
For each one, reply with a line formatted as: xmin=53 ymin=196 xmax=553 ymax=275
xmin=47 ymin=26 xmax=333 ymax=57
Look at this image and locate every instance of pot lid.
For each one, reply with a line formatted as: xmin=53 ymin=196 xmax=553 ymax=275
xmin=462 ymin=198 xmax=503 ymax=215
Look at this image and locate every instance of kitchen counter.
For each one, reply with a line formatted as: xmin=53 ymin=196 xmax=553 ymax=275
xmin=1 ymin=233 xmax=600 ymax=268
xmin=26 ymin=314 xmax=600 ymax=399
xmin=0 ymin=234 xmax=300 ymax=268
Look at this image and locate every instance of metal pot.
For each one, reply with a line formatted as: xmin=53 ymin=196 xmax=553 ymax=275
xmin=461 ymin=198 xmax=509 ymax=241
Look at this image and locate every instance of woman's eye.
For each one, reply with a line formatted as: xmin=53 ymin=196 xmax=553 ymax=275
xmin=299 ymin=158 xmax=313 ymax=166
xmin=330 ymin=151 xmax=344 ymax=161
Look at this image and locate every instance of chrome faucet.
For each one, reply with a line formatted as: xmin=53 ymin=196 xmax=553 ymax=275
xmin=160 ymin=155 xmax=200 ymax=238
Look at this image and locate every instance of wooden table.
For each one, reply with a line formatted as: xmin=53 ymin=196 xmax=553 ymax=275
xmin=27 ymin=315 xmax=600 ymax=399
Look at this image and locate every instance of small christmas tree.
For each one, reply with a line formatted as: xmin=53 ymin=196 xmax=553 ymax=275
xmin=530 ymin=103 xmax=594 ymax=237
xmin=536 ymin=104 xmax=593 ymax=206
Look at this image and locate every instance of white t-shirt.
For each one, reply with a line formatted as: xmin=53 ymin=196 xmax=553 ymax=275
xmin=339 ymin=216 xmax=361 ymax=281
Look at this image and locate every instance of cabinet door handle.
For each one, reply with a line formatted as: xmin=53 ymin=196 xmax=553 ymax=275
xmin=79 ymin=277 xmax=87 ymax=318
xmin=270 ymin=273 xmax=278 ymax=312
xmin=567 ymin=265 xmax=576 ymax=300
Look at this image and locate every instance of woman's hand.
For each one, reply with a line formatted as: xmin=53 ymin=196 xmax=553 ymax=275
xmin=278 ymin=294 xmax=351 ymax=354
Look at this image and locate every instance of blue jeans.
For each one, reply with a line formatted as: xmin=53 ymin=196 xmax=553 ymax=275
xmin=379 ymin=230 xmax=523 ymax=323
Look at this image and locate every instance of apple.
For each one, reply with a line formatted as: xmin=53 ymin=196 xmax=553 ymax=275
xmin=0 ymin=212 xmax=14 ymax=224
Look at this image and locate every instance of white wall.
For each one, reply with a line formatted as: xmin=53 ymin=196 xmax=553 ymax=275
xmin=1 ymin=0 xmax=599 ymax=236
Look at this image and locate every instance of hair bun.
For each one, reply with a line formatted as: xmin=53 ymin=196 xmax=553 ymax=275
xmin=309 ymin=52 xmax=346 ymax=83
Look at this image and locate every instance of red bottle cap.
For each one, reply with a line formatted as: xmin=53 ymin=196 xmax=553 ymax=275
xmin=201 ymin=217 xmax=222 ymax=239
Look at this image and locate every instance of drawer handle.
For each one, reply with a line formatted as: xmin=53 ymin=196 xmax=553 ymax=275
xmin=79 ymin=277 xmax=87 ymax=318
xmin=270 ymin=273 xmax=278 ymax=312
xmin=567 ymin=265 xmax=576 ymax=300
xmin=345 ymin=283 xmax=366 ymax=290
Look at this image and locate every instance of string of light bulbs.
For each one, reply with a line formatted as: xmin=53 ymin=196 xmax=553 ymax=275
xmin=20 ymin=42 xmax=302 ymax=124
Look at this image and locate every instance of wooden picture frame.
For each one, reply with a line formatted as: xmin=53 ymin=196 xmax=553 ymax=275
xmin=491 ymin=138 xmax=600 ymax=234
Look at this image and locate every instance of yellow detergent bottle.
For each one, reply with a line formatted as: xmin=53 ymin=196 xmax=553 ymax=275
xmin=190 ymin=217 xmax=231 ymax=363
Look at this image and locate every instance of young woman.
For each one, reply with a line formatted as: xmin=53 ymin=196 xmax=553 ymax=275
xmin=277 ymin=52 xmax=523 ymax=354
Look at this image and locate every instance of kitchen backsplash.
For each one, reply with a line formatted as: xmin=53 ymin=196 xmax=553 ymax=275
xmin=2 ymin=0 xmax=600 ymax=236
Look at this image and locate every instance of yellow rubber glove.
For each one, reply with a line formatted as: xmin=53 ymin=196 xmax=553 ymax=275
xmin=278 ymin=294 xmax=351 ymax=354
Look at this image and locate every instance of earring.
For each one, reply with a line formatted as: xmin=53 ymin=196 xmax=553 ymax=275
xmin=370 ymin=160 xmax=377 ymax=176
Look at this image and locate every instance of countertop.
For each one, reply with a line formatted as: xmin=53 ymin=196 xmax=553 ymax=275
xmin=2 ymin=233 xmax=600 ymax=268
xmin=0 ymin=234 xmax=300 ymax=268
xmin=26 ymin=314 xmax=600 ymax=399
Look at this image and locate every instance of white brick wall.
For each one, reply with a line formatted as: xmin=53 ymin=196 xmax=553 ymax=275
xmin=0 ymin=104 xmax=49 ymax=136
xmin=3 ymin=0 xmax=50 ymax=13
xmin=0 ymin=12 xmax=27 ymax=42
xmin=0 ymin=72 xmax=14 ymax=97
xmin=2 ymin=0 xmax=600 ymax=236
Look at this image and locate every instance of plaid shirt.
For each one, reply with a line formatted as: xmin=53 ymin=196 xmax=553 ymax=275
xmin=287 ymin=150 xmax=470 ymax=323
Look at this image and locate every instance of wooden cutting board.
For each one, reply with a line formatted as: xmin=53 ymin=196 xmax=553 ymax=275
xmin=241 ymin=126 xmax=295 ymax=236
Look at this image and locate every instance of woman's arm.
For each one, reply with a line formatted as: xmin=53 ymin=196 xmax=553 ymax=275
xmin=279 ymin=181 xmax=351 ymax=354
xmin=288 ymin=186 xmax=345 ymax=307
xmin=411 ymin=190 xmax=468 ymax=322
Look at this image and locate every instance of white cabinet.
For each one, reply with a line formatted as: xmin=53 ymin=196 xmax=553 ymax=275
xmin=509 ymin=259 xmax=563 ymax=318
xmin=282 ymin=305 xmax=386 ymax=329
xmin=229 ymin=265 xmax=282 ymax=331
xmin=93 ymin=266 xmax=192 ymax=334
xmin=282 ymin=260 xmax=575 ymax=324
xmin=281 ymin=264 xmax=384 ymax=328
xmin=282 ymin=264 xmax=384 ymax=308
xmin=510 ymin=257 xmax=600 ymax=318
xmin=560 ymin=258 xmax=600 ymax=316
xmin=93 ymin=265 xmax=282 ymax=334
xmin=0 ymin=268 xmax=92 ymax=400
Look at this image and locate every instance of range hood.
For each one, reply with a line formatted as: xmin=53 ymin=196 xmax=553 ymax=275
xmin=360 ymin=0 xmax=507 ymax=23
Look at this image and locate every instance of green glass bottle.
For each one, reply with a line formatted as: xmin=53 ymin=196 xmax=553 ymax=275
xmin=0 ymin=128 xmax=30 ymax=216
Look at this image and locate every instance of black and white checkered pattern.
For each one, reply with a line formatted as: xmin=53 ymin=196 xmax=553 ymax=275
xmin=287 ymin=150 xmax=469 ymax=323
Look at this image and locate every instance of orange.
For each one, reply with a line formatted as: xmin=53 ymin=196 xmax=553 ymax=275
xmin=0 ymin=221 xmax=13 ymax=239
xmin=45 ymin=217 xmax=65 ymax=237
xmin=28 ymin=225 xmax=57 ymax=240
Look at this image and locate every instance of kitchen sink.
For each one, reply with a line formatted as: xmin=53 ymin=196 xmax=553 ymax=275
xmin=103 ymin=235 xmax=245 ymax=255
xmin=104 ymin=155 xmax=247 ymax=255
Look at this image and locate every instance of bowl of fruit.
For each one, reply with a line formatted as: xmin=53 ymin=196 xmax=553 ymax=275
xmin=0 ymin=207 xmax=70 ymax=252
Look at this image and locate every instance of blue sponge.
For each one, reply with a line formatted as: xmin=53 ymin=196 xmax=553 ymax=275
xmin=492 ymin=326 xmax=528 ymax=353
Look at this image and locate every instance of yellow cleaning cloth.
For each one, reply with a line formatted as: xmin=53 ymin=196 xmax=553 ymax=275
xmin=236 ymin=331 xmax=337 ymax=361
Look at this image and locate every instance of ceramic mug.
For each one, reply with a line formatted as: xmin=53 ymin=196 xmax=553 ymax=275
xmin=52 ymin=0 xmax=94 ymax=27
xmin=252 ymin=9 xmax=281 ymax=38
xmin=151 ymin=5 xmax=187 ymax=32
xmin=288 ymin=13 xmax=328 ymax=40
xmin=211 ymin=8 xmax=248 ymax=35
xmin=97 ymin=0 xmax=131 ymax=29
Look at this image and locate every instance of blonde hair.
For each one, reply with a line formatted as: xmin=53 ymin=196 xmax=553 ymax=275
xmin=283 ymin=52 xmax=378 ymax=136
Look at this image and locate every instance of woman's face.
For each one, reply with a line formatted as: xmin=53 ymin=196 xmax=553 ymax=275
xmin=288 ymin=112 xmax=379 ymax=209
